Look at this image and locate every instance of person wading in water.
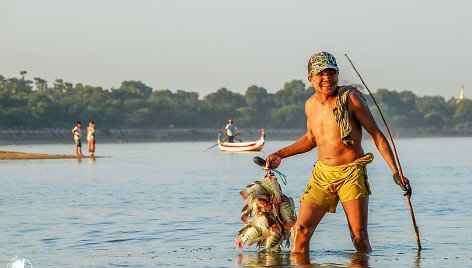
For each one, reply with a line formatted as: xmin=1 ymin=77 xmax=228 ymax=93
xmin=264 ymin=52 xmax=412 ymax=253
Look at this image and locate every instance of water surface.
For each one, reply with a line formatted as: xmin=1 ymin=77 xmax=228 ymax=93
xmin=1 ymin=138 xmax=471 ymax=267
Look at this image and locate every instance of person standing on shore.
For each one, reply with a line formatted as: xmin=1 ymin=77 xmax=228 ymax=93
xmin=72 ymin=121 xmax=83 ymax=156
xmin=264 ymin=52 xmax=411 ymax=254
xmin=87 ymin=121 xmax=96 ymax=157
xmin=225 ymin=119 xmax=242 ymax=143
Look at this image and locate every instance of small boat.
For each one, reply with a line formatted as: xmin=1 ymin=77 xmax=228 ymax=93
xmin=218 ymin=128 xmax=265 ymax=152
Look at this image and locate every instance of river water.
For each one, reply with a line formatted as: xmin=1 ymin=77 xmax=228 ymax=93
xmin=1 ymin=137 xmax=471 ymax=267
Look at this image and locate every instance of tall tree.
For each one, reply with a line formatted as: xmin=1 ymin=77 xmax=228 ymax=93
xmin=200 ymin=88 xmax=246 ymax=127
xmin=273 ymin=80 xmax=310 ymax=107
xmin=113 ymin=80 xmax=152 ymax=100
xmin=241 ymin=85 xmax=273 ymax=127
xmin=34 ymin=77 xmax=48 ymax=91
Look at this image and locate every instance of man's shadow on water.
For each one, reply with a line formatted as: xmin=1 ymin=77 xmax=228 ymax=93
xmin=236 ymin=251 xmax=371 ymax=268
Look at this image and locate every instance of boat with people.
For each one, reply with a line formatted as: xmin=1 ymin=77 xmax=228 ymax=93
xmin=218 ymin=128 xmax=265 ymax=152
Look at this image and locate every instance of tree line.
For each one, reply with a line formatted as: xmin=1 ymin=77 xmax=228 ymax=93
xmin=0 ymin=72 xmax=470 ymax=131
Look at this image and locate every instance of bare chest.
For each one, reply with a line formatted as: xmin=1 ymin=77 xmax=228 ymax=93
xmin=307 ymin=100 xmax=339 ymax=134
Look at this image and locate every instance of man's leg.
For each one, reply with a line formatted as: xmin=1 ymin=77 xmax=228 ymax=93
xmin=90 ymin=140 xmax=95 ymax=156
xmin=291 ymin=200 xmax=328 ymax=254
xmin=341 ymin=196 xmax=371 ymax=252
xmin=78 ymin=141 xmax=83 ymax=156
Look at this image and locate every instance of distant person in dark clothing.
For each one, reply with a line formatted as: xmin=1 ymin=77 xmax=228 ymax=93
xmin=225 ymin=119 xmax=242 ymax=143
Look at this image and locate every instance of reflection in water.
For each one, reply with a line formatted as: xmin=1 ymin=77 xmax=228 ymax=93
xmin=291 ymin=253 xmax=314 ymax=267
xmin=236 ymin=251 xmax=371 ymax=268
xmin=237 ymin=252 xmax=292 ymax=267
xmin=347 ymin=253 xmax=370 ymax=268
xmin=75 ymin=157 xmax=97 ymax=165
xmin=415 ymin=251 xmax=421 ymax=268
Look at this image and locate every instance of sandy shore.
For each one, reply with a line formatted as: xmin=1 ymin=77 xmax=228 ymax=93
xmin=0 ymin=151 xmax=98 ymax=160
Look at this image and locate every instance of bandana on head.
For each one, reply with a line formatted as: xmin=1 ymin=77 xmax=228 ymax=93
xmin=309 ymin=52 xmax=339 ymax=75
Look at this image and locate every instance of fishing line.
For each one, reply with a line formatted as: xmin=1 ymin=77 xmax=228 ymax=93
xmin=269 ymin=168 xmax=287 ymax=185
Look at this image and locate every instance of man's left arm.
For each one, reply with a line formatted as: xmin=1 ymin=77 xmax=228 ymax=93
xmin=350 ymin=94 xmax=397 ymax=172
xmin=350 ymin=94 xmax=411 ymax=196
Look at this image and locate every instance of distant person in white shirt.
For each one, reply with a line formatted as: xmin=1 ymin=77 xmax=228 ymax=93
xmin=87 ymin=121 xmax=96 ymax=157
xmin=72 ymin=121 xmax=83 ymax=156
xmin=225 ymin=119 xmax=242 ymax=143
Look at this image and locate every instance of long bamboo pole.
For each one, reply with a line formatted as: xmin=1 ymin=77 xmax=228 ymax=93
xmin=344 ymin=54 xmax=422 ymax=251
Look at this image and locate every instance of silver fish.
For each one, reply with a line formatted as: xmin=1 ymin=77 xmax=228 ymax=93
xmin=240 ymin=182 xmax=269 ymax=201
xmin=236 ymin=225 xmax=263 ymax=248
xmin=250 ymin=214 xmax=271 ymax=239
xmin=240 ymin=198 xmax=272 ymax=223
xmin=260 ymin=174 xmax=282 ymax=203
xmin=236 ymin=214 xmax=271 ymax=249
xmin=279 ymin=195 xmax=297 ymax=228
xmin=261 ymin=222 xmax=285 ymax=252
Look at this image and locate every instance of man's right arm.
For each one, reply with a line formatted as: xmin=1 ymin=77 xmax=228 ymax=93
xmin=265 ymin=132 xmax=316 ymax=169
xmin=265 ymin=98 xmax=317 ymax=169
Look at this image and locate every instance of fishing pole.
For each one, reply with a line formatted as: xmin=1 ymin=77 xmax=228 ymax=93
xmin=344 ymin=54 xmax=422 ymax=251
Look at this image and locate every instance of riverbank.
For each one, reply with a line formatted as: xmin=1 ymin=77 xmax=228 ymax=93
xmin=0 ymin=151 xmax=97 ymax=160
xmin=0 ymin=128 xmax=305 ymax=144
xmin=0 ymin=127 xmax=471 ymax=144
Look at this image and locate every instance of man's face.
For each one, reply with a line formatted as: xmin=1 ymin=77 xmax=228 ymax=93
xmin=309 ymin=69 xmax=339 ymax=95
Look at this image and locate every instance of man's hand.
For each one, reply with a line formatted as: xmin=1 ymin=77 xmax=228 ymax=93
xmin=264 ymin=153 xmax=281 ymax=170
xmin=393 ymin=172 xmax=412 ymax=197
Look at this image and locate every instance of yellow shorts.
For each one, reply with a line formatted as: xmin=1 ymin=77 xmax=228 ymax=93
xmin=300 ymin=153 xmax=374 ymax=213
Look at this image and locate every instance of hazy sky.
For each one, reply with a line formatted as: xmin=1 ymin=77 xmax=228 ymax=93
xmin=1 ymin=0 xmax=470 ymax=99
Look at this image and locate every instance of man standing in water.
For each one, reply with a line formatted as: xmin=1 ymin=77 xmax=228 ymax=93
xmin=225 ymin=119 xmax=242 ymax=143
xmin=72 ymin=121 xmax=83 ymax=156
xmin=264 ymin=52 xmax=411 ymax=253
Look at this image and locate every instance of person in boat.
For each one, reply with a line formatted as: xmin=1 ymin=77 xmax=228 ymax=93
xmin=72 ymin=121 xmax=84 ymax=156
xmin=225 ymin=119 xmax=242 ymax=143
xmin=264 ymin=52 xmax=411 ymax=254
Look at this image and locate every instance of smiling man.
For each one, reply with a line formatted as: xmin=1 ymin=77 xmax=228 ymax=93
xmin=264 ymin=52 xmax=411 ymax=253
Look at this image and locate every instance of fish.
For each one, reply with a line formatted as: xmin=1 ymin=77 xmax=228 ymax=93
xmin=240 ymin=198 xmax=272 ymax=223
xmin=240 ymin=182 xmax=269 ymax=201
xmin=261 ymin=222 xmax=285 ymax=252
xmin=260 ymin=173 xmax=282 ymax=203
xmin=236 ymin=166 xmax=296 ymax=252
xmin=278 ymin=195 xmax=297 ymax=228
xmin=236 ymin=225 xmax=263 ymax=249
xmin=236 ymin=214 xmax=271 ymax=249
xmin=250 ymin=214 xmax=271 ymax=239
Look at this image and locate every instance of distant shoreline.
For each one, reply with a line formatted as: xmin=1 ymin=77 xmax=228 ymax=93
xmin=0 ymin=151 xmax=97 ymax=160
xmin=0 ymin=128 xmax=471 ymax=145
